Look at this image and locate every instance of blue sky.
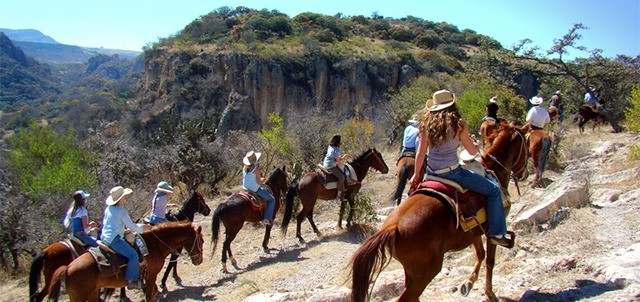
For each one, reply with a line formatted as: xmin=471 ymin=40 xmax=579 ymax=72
xmin=1 ymin=0 xmax=638 ymax=59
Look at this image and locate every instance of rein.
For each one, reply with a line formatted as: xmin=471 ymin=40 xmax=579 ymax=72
xmin=150 ymin=228 xmax=202 ymax=259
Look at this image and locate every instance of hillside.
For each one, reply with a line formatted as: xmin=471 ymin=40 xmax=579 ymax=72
xmin=1 ymin=28 xmax=141 ymax=63
xmin=2 ymin=126 xmax=638 ymax=301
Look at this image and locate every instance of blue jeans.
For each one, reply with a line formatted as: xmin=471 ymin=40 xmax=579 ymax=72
xmin=429 ymin=166 xmax=507 ymax=236
xmin=149 ymin=214 xmax=167 ymax=225
xmin=73 ymin=230 xmax=98 ymax=247
xmin=256 ymin=187 xmax=276 ymax=220
xmin=108 ymin=235 xmax=139 ymax=282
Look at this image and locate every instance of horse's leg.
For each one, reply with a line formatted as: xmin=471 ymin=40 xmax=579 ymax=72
xmin=346 ymin=197 xmax=355 ymax=228
xmin=145 ymin=274 xmax=159 ymax=302
xmin=398 ymin=255 xmax=443 ymax=302
xmin=262 ymin=225 xmax=272 ymax=252
xmin=460 ymin=236 xmax=485 ymax=296
xmin=295 ymin=207 xmax=308 ymax=243
xmin=338 ymin=197 xmax=346 ymax=229
xmin=222 ymin=230 xmax=240 ymax=272
xmin=160 ymin=252 xmax=180 ymax=292
xmin=119 ymin=287 xmax=128 ymax=302
xmin=484 ymin=242 xmax=499 ymax=302
xmin=306 ymin=209 xmax=322 ymax=238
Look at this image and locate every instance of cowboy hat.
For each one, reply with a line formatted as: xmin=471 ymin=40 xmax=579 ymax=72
xmin=73 ymin=190 xmax=90 ymax=200
xmin=529 ymin=96 xmax=544 ymax=105
xmin=106 ymin=186 xmax=133 ymax=206
xmin=554 ymin=90 xmax=561 ymax=95
xmin=408 ymin=111 xmax=421 ymax=123
xmin=425 ymin=90 xmax=456 ymax=112
xmin=155 ymin=181 xmax=174 ymax=194
xmin=459 ymin=149 xmax=478 ymax=162
xmin=489 ymin=96 xmax=498 ymax=103
xmin=243 ymin=150 xmax=262 ymax=165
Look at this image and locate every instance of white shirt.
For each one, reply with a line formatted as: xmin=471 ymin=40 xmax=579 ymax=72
xmin=526 ymin=106 xmax=550 ymax=128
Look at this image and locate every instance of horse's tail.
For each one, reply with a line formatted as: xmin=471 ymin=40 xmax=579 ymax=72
xmin=350 ymin=225 xmax=396 ymax=302
xmin=47 ymin=265 xmax=67 ymax=301
xmin=281 ymin=184 xmax=298 ymax=235
xmin=210 ymin=202 xmax=226 ymax=258
xmin=29 ymin=252 xmax=46 ymax=302
xmin=390 ymin=164 xmax=409 ymax=205
xmin=538 ymin=136 xmax=551 ymax=173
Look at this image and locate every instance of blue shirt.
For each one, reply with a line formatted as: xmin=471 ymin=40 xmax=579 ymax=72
xmin=150 ymin=193 xmax=169 ymax=218
xmin=242 ymin=165 xmax=261 ymax=192
xmin=322 ymin=145 xmax=340 ymax=169
xmin=402 ymin=124 xmax=419 ymax=149
xmin=101 ymin=205 xmax=144 ymax=245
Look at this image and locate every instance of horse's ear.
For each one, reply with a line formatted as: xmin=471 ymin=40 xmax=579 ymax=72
xmin=282 ymin=165 xmax=286 ymax=172
xmin=197 ymin=225 xmax=202 ymax=233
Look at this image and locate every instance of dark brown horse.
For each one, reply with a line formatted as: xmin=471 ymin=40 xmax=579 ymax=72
xmin=527 ymin=130 xmax=551 ymax=187
xmin=350 ymin=124 xmax=527 ymax=302
xmin=210 ymin=167 xmax=288 ymax=273
xmin=390 ymin=154 xmax=425 ymax=206
xmin=49 ymin=222 xmax=204 ymax=302
xmin=281 ymin=148 xmax=389 ymax=243
xmin=577 ymin=104 xmax=621 ymax=133
xmin=29 ymin=191 xmax=210 ymax=302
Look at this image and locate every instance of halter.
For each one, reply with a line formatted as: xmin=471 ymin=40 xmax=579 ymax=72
xmin=365 ymin=149 xmax=385 ymax=173
xmin=186 ymin=231 xmax=203 ymax=260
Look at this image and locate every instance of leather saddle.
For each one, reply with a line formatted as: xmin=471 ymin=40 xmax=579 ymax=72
xmin=411 ymin=169 xmax=510 ymax=232
xmin=89 ymin=233 xmax=148 ymax=278
xmin=237 ymin=187 xmax=274 ymax=211
xmin=315 ymin=164 xmax=359 ymax=190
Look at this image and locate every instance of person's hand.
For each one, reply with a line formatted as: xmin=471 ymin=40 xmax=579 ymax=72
xmin=89 ymin=221 xmax=98 ymax=228
xmin=143 ymin=224 xmax=152 ymax=231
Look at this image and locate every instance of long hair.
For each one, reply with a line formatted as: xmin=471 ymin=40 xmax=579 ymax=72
xmin=70 ymin=192 xmax=86 ymax=216
xmin=419 ymin=104 xmax=464 ymax=147
xmin=329 ymin=134 xmax=341 ymax=147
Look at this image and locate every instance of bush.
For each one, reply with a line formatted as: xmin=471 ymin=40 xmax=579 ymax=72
xmin=624 ymin=84 xmax=640 ymax=133
xmin=344 ymin=192 xmax=379 ymax=224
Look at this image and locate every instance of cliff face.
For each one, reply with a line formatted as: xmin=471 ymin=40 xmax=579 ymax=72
xmin=135 ymin=48 xmax=417 ymax=133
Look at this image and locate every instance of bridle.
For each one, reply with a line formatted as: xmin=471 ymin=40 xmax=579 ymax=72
xmin=366 ymin=149 xmax=386 ymax=173
xmin=483 ymin=128 xmax=528 ymax=195
xmin=186 ymin=230 xmax=203 ymax=260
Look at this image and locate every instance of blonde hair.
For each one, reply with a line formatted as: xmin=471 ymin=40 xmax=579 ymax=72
xmin=419 ymin=104 xmax=464 ymax=147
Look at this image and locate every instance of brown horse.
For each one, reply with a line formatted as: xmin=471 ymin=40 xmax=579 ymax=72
xmin=390 ymin=154 xmax=425 ymax=206
xmin=350 ymin=124 xmax=527 ymax=302
xmin=281 ymin=148 xmax=389 ymax=242
xmin=29 ymin=190 xmax=210 ymax=302
xmin=210 ymin=166 xmax=288 ymax=273
xmin=49 ymin=221 xmax=204 ymax=302
xmin=527 ymin=130 xmax=551 ymax=187
xmin=479 ymin=118 xmax=499 ymax=149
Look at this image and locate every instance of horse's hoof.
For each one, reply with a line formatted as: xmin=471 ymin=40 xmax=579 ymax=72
xmin=230 ymin=257 xmax=238 ymax=266
xmin=460 ymin=280 xmax=473 ymax=297
xmin=174 ymin=276 xmax=183 ymax=286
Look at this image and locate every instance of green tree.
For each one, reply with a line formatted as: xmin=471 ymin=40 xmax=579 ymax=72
xmin=386 ymin=76 xmax=440 ymax=145
xmin=625 ymin=84 xmax=640 ymax=133
xmin=259 ymin=113 xmax=294 ymax=168
xmin=7 ymin=121 xmax=97 ymax=200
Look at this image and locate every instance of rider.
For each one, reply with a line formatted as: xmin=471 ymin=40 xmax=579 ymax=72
xmin=523 ymin=96 xmax=550 ymax=132
xmin=409 ymin=89 xmax=512 ymax=248
xmin=484 ymin=96 xmax=499 ymax=122
xmin=242 ymin=150 xmax=276 ymax=226
xmin=584 ymin=86 xmax=601 ymax=111
xmin=101 ymin=186 xmax=151 ymax=290
xmin=323 ymin=134 xmax=350 ymax=202
xmin=147 ymin=181 xmax=176 ymax=225
xmin=549 ymin=90 xmax=564 ymax=122
xmin=63 ymin=190 xmax=99 ymax=247
xmin=399 ymin=112 xmax=420 ymax=157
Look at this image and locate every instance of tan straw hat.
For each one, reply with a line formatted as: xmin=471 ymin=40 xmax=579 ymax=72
xmin=105 ymin=186 xmax=133 ymax=205
xmin=243 ymin=150 xmax=262 ymax=165
xmin=425 ymin=90 xmax=456 ymax=112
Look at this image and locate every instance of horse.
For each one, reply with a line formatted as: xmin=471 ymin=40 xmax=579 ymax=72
xmin=577 ymin=104 xmax=621 ymax=133
xmin=29 ymin=190 xmax=210 ymax=302
xmin=350 ymin=124 xmax=527 ymax=302
xmin=48 ymin=221 xmax=204 ymax=302
xmin=479 ymin=118 xmax=499 ymax=149
xmin=281 ymin=148 xmax=389 ymax=243
xmin=210 ymin=166 xmax=288 ymax=273
xmin=527 ymin=130 xmax=551 ymax=187
xmin=390 ymin=154 xmax=425 ymax=206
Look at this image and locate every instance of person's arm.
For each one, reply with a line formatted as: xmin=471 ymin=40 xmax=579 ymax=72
xmin=459 ymin=125 xmax=479 ymax=156
xmin=410 ymin=130 xmax=428 ymax=188
xmin=255 ymin=167 xmax=265 ymax=185
xmin=121 ymin=210 xmax=147 ymax=233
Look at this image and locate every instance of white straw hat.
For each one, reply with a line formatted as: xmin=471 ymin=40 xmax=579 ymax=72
xmin=105 ymin=186 xmax=133 ymax=206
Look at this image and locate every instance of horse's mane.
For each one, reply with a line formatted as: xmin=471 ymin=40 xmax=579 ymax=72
xmin=351 ymin=148 xmax=373 ymax=163
xmin=148 ymin=221 xmax=192 ymax=234
xmin=485 ymin=121 xmax=510 ymax=142
xmin=484 ymin=123 xmax=515 ymax=161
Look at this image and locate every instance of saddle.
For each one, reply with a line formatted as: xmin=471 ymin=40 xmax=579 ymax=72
xmin=89 ymin=233 xmax=148 ymax=279
xmin=411 ymin=169 xmax=510 ymax=232
xmin=315 ymin=164 xmax=359 ymax=190
xmin=396 ymin=151 xmax=416 ymax=165
xmin=61 ymin=237 xmax=88 ymax=260
xmin=237 ymin=187 xmax=274 ymax=212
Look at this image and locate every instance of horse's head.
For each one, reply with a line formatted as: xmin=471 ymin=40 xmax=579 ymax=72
xmin=481 ymin=124 xmax=527 ymax=187
xmin=192 ymin=191 xmax=211 ymax=216
xmin=185 ymin=225 xmax=204 ymax=265
xmin=366 ymin=148 xmax=389 ymax=174
xmin=266 ymin=166 xmax=288 ymax=197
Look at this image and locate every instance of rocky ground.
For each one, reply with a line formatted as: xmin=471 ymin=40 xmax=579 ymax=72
xmin=3 ymin=126 xmax=639 ymax=302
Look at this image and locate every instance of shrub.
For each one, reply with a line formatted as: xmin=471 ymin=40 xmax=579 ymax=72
xmin=344 ymin=192 xmax=379 ymax=224
xmin=624 ymin=84 xmax=640 ymax=133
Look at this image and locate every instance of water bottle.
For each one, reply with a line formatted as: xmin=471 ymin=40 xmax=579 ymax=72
xmin=135 ymin=234 xmax=149 ymax=256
